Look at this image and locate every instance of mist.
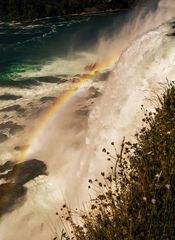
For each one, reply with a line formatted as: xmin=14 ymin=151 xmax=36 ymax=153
xmin=1 ymin=1 xmax=175 ymax=239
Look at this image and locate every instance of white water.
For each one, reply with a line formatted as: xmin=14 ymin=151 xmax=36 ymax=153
xmin=1 ymin=1 xmax=175 ymax=239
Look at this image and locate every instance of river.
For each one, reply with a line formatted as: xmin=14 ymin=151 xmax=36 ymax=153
xmin=0 ymin=2 xmax=175 ymax=239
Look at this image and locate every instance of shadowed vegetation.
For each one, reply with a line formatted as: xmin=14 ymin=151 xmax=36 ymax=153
xmin=56 ymin=81 xmax=175 ymax=240
xmin=0 ymin=0 xmax=154 ymax=21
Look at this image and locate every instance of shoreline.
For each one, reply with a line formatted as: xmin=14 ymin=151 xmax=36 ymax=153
xmin=2 ymin=8 xmax=129 ymax=25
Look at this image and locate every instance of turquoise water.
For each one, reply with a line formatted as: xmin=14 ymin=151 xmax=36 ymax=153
xmin=0 ymin=12 xmax=128 ymax=86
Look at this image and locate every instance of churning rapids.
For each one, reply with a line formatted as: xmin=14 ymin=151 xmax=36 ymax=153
xmin=0 ymin=1 xmax=175 ymax=239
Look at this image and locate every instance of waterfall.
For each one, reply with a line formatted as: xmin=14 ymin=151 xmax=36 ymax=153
xmin=1 ymin=1 xmax=175 ymax=239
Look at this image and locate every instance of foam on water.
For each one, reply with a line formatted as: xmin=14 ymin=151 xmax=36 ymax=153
xmin=1 ymin=19 xmax=175 ymax=240
xmin=1 ymin=1 xmax=175 ymax=239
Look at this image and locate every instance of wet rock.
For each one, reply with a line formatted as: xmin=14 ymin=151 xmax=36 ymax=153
xmin=14 ymin=146 xmax=22 ymax=151
xmin=167 ymin=23 xmax=175 ymax=37
xmin=0 ymin=161 xmax=14 ymax=173
xmin=9 ymin=124 xmax=24 ymax=135
xmin=84 ymin=63 xmax=97 ymax=71
xmin=76 ymin=107 xmax=90 ymax=117
xmin=3 ymin=115 xmax=8 ymax=119
xmin=0 ymin=94 xmax=22 ymax=101
xmin=0 ymin=133 xmax=8 ymax=143
xmin=0 ymin=121 xmax=24 ymax=136
xmin=0 ymin=159 xmax=47 ymax=216
xmin=167 ymin=32 xmax=175 ymax=37
xmin=170 ymin=21 xmax=175 ymax=28
xmin=0 ymin=104 xmax=25 ymax=114
xmin=40 ymin=96 xmax=57 ymax=103
xmin=0 ymin=183 xmax=27 ymax=215
xmin=0 ymin=121 xmax=14 ymax=130
xmin=88 ymin=87 xmax=102 ymax=98
xmin=95 ymin=71 xmax=110 ymax=82
xmin=6 ymin=159 xmax=47 ymax=185
xmin=14 ymin=145 xmax=29 ymax=152
xmin=0 ymin=79 xmax=40 ymax=88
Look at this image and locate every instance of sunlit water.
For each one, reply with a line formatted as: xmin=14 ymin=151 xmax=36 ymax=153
xmin=0 ymin=11 xmax=129 ymax=162
xmin=0 ymin=1 xmax=175 ymax=239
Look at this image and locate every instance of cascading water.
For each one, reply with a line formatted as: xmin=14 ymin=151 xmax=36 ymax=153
xmin=1 ymin=1 xmax=175 ymax=240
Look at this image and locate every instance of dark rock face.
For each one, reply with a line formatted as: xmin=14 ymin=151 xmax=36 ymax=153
xmin=0 ymin=133 xmax=8 ymax=143
xmin=0 ymin=104 xmax=25 ymax=114
xmin=6 ymin=159 xmax=47 ymax=185
xmin=0 ymin=121 xmax=15 ymax=130
xmin=88 ymin=87 xmax=102 ymax=99
xmin=76 ymin=108 xmax=89 ymax=117
xmin=167 ymin=32 xmax=175 ymax=37
xmin=0 ymin=161 xmax=14 ymax=173
xmin=0 ymin=183 xmax=27 ymax=216
xmin=0 ymin=94 xmax=22 ymax=101
xmin=0 ymin=121 xmax=24 ymax=139
xmin=167 ymin=22 xmax=175 ymax=37
xmin=14 ymin=145 xmax=29 ymax=152
xmin=9 ymin=124 xmax=24 ymax=135
xmin=0 ymin=159 xmax=47 ymax=216
xmin=40 ymin=96 xmax=57 ymax=103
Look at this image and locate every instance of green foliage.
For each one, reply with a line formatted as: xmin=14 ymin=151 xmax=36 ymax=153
xmin=56 ymin=81 xmax=175 ymax=240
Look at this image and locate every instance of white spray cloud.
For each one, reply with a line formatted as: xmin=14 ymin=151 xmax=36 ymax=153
xmin=1 ymin=1 xmax=175 ymax=239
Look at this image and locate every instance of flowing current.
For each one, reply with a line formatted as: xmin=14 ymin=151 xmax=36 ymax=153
xmin=0 ymin=1 xmax=175 ymax=239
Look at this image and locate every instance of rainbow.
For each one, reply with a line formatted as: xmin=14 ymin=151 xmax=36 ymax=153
xmin=19 ymin=58 xmax=117 ymax=162
xmin=0 ymin=58 xmax=118 ymax=214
